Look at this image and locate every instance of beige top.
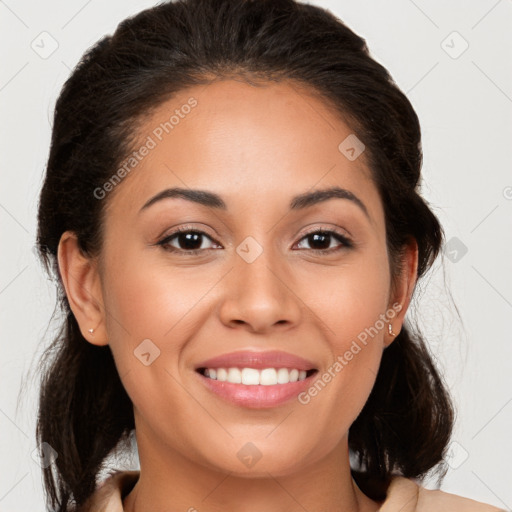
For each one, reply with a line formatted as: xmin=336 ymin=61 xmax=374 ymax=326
xmin=82 ymin=470 xmax=506 ymax=511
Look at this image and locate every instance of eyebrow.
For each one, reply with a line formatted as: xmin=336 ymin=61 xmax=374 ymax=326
xmin=139 ymin=186 xmax=370 ymax=219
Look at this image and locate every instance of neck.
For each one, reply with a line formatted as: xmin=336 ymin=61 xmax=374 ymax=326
xmin=123 ymin=426 xmax=380 ymax=512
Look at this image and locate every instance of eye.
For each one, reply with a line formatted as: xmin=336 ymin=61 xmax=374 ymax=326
xmin=294 ymin=229 xmax=352 ymax=254
xmin=157 ymin=227 xmax=220 ymax=255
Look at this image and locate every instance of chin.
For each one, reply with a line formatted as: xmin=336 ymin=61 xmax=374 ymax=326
xmin=198 ymin=438 xmax=316 ymax=478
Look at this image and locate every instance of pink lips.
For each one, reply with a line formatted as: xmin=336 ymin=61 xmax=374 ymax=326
xmin=194 ymin=350 xmax=318 ymax=409
xmin=195 ymin=350 xmax=317 ymax=371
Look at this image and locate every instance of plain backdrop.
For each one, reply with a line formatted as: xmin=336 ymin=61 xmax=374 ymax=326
xmin=1 ymin=0 xmax=511 ymax=510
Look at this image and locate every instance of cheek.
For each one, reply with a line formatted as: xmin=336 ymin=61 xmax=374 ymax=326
xmin=299 ymin=244 xmax=391 ymax=347
xmin=99 ymin=247 xmax=228 ymax=407
xmin=101 ymin=247 xmax=218 ymax=344
xmin=294 ymin=246 xmax=390 ymax=424
xmin=99 ymin=254 xmax=212 ymax=435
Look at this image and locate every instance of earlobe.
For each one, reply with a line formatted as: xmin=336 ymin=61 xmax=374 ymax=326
xmin=57 ymin=231 xmax=109 ymax=346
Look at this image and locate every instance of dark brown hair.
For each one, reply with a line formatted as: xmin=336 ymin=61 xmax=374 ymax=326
xmin=35 ymin=0 xmax=454 ymax=509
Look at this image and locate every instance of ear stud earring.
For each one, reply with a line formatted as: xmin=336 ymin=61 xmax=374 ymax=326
xmin=88 ymin=328 xmax=94 ymax=335
xmin=388 ymin=324 xmax=397 ymax=337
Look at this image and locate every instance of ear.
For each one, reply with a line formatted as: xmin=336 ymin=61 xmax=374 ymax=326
xmin=57 ymin=231 xmax=108 ymax=346
xmin=385 ymin=237 xmax=419 ymax=347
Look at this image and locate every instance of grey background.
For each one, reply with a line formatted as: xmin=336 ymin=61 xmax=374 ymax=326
xmin=1 ymin=0 xmax=511 ymax=510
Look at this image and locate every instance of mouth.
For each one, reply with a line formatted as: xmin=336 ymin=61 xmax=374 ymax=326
xmin=195 ymin=366 xmax=318 ymax=409
xmin=196 ymin=367 xmax=318 ymax=385
xmin=193 ymin=350 xmax=319 ymax=408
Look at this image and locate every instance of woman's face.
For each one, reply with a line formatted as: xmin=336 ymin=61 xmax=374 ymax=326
xmin=75 ymin=79 xmax=415 ymax=477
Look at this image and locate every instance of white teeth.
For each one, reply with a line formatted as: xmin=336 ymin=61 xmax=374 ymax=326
xmin=260 ymin=368 xmax=277 ymax=385
xmin=227 ymin=368 xmax=242 ymax=384
xmin=241 ymin=368 xmax=260 ymax=385
xmin=202 ymin=367 xmax=312 ymax=385
xmin=276 ymin=368 xmax=290 ymax=384
xmin=216 ymin=368 xmax=227 ymax=381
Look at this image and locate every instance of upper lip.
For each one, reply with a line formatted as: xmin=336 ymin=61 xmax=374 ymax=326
xmin=195 ymin=350 xmax=317 ymax=371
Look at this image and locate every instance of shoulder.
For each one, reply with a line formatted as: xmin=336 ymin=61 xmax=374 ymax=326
xmin=81 ymin=470 xmax=140 ymax=512
xmin=380 ymin=476 xmax=506 ymax=512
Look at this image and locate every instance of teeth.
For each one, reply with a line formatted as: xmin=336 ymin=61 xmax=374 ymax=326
xmin=227 ymin=367 xmax=241 ymax=384
xmin=203 ymin=367 xmax=310 ymax=385
xmin=241 ymin=368 xmax=260 ymax=385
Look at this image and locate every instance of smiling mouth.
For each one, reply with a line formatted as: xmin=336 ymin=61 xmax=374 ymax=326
xmin=196 ymin=367 xmax=318 ymax=386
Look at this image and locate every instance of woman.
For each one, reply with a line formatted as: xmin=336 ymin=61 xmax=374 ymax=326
xmin=35 ymin=0 xmax=504 ymax=510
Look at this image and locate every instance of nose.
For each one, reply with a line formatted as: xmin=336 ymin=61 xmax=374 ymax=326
xmin=218 ymin=245 xmax=303 ymax=334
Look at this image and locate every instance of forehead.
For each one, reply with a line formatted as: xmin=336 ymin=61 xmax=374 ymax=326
xmin=104 ymin=79 xmax=381 ymax=224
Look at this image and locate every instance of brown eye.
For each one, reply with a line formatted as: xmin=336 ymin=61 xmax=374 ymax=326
xmin=295 ymin=230 xmax=352 ymax=253
xmin=158 ymin=228 xmax=219 ymax=255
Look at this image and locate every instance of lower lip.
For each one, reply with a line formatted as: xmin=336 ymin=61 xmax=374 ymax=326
xmin=196 ymin=371 xmax=317 ymax=408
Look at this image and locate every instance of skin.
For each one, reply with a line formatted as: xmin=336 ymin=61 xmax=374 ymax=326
xmin=58 ymin=79 xmax=418 ymax=512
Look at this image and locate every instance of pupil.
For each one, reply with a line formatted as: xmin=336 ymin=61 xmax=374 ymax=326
xmin=179 ymin=232 xmax=201 ymax=250
xmin=310 ymin=233 xmax=329 ymax=249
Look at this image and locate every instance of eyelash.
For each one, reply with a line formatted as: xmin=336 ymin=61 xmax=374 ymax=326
xmin=156 ymin=225 xmax=353 ymax=256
